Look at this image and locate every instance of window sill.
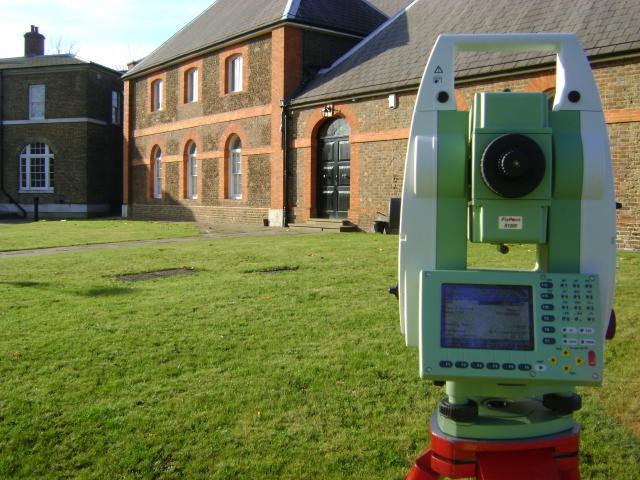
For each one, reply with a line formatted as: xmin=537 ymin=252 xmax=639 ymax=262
xmin=19 ymin=188 xmax=54 ymax=194
xmin=221 ymin=198 xmax=244 ymax=205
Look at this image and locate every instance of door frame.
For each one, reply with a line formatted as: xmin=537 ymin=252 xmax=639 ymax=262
xmin=301 ymin=107 xmax=361 ymax=224
xmin=316 ymin=133 xmax=350 ymax=219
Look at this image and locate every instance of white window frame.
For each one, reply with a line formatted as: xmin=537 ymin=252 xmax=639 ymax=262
xmin=29 ymin=84 xmax=45 ymax=120
xmin=186 ymin=68 xmax=198 ymax=103
xmin=228 ymin=55 xmax=243 ymax=93
xmin=152 ymin=80 xmax=163 ymax=111
xmin=187 ymin=143 xmax=197 ymax=199
xmin=153 ymin=149 xmax=163 ymax=199
xmin=111 ymin=90 xmax=121 ymax=125
xmin=228 ymin=137 xmax=242 ymax=199
xmin=19 ymin=143 xmax=54 ymax=193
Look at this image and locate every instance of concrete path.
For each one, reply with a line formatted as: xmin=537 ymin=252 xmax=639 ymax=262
xmin=0 ymin=223 xmax=314 ymax=259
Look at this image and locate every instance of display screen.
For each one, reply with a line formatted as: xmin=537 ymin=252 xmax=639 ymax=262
xmin=441 ymin=284 xmax=534 ymax=350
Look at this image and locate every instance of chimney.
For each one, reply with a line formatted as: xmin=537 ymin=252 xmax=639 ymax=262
xmin=24 ymin=26 xmax=45 ymax=57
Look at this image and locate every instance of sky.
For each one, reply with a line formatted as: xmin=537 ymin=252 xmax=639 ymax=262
xmin=0 ymin=0 xmax=216 ymax=70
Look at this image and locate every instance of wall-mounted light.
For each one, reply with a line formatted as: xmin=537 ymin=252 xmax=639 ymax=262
xmin=388 ymin=93 xmax=398 ymax=109
xmin=322 ymin=104 xmax=335 ymax=118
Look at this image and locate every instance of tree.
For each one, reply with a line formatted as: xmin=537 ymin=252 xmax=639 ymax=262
xmin=46 ymin=37 xmax=79 ymax=56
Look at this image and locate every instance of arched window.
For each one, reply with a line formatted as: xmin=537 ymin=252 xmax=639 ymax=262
xmin=186 ymin=142 xmax=197 ymax=199
xmin=318 ymin=117 xmax=351 ymax=139
xmin=151 ymin=79 xmax=163 ymax=111
xmin=227 ymin=55 xmax=243 ymax=93
xmin=228 ymin=136 xmax=242 ymax=199
xmin=185 ymin=68 xmax=198 ymax=103
xmin=19 ymin=143 xmax=54 ymax=192
xmin=152 ymin=147 xmax=162 ymax=199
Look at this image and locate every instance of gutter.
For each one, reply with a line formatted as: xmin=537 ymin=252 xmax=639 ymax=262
xmin=289 ymin=49 xmax=640 ymax=109
xmin=0 ymin=70 xmax=27 ymax=218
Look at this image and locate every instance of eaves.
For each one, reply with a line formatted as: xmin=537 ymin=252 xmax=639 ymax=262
xmin=122 ymin=20 xmax=365 ymax=81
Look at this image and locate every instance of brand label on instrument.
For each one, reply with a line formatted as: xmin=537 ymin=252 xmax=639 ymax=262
xmin=499 ymin=216 xmax=523 ymax=230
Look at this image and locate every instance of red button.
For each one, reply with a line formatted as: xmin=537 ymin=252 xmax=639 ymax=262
xmin=588 ymin=350 xmax=597 ymax=367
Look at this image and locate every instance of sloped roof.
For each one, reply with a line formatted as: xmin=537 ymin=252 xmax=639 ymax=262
xmin=293 ymin=0 xmax=640 ymax=104
xmin=0 ymin=54 xmax=89 ymax=70
xmin=365 ymin=0 xmax=413 ymax=16
xmin=294 ymin=0 xmax=386 ymax=35
xmin=125 ymin=0 xmax=388 ymax=78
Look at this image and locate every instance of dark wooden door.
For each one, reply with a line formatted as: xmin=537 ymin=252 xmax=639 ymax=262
xmin=317 ymin=137 xmax=350 ymax=219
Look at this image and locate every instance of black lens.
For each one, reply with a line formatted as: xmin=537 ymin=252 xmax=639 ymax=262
xmin=480 ymin=134 xmax=546 ymax=198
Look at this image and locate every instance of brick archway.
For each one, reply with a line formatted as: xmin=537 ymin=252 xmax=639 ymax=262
xmin=301 ymin=104 xmax=361 ymax=222
xmin=526 ymin=73 xmax=556 ymax=93
xmin=220 ymin=124 xmax=249 ymax=202
xmin=147 ymin=137 xmax=167 ymax=200
xmin=179 ymin=130 xmax=203 ymax=200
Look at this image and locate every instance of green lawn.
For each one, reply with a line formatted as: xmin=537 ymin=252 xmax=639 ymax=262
xmin=0 ymin=219 xmax=200 ymax=251
xmin=0 ymin=234 xmax=638 ymax=479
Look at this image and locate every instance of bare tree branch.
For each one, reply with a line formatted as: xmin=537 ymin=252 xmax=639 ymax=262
xmin=46 ymin=37 xmax=79 ymax=56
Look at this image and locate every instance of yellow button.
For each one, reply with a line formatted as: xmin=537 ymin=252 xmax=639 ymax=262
xmin=575 ymin=357 xmax=584 ymax=366
xmin=563 ymin=365 xmax=572 ymax=373
xmin=549 ymin=356 xmax=558 ymax=365
xmin=561 ymin=348 xmax=571 ymax=357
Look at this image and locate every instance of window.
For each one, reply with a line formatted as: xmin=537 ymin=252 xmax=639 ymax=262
xmin=151 ymin=80 xmax=163 ymax=111
xmin=153 ymin=147 xmax=162 ymax=199
xmin=186 ymin=68 xmax=198 ymax=103
xmin=228 ymin=136 xmax=242 ymax=199
xmin=227 ymin=55 xmax=243 ymax=93
xmin=29 ymin=85 xmax=45 ymax=120
xmin=19 ymin=143 xmax=54 ymax=192
xmin=111 ymin=90 xmax=121 ymax=125
xmin=186 ymin=143 xmax=197 ymax=199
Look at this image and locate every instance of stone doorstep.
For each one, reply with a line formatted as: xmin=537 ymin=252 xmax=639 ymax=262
xmin=288 ymin=218 xmax=358 ymax=233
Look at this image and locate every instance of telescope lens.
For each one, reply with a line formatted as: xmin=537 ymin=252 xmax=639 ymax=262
xmin=499 ymin=149 xmax=529 ymax=178
xmin=481 ymin=134 xmax=545 ymax=198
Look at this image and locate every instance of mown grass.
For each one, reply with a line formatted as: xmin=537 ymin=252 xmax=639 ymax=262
xmin=0 ymin=219 xmax=200 ymax=251
xmin=0 ymin=234 xmax=638 ymax=479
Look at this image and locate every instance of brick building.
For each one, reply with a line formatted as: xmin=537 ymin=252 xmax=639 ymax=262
xmin=122 ymin=0 xmax=403 ymax=225
xmin=122 ymin=0 xmax=640 ymax=250
xmin=0 ymin=27 xmax=123 ymax=218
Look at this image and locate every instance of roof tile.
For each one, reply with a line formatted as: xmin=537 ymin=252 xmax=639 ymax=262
xmin=294 ymin=0 xmax=640 ymax=104
xmin=126 ymin=0 xmax=388 ymax=77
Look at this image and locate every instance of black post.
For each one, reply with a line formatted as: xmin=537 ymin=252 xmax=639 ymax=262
xmin=33 ymin=197 xmax=39 ymax=221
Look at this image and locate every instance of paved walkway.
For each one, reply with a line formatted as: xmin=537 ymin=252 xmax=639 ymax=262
xmin=0 ymin=223 xmax=313 ymax=259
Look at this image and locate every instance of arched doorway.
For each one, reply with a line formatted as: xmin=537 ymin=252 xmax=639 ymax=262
xmin=317 ymin=118 xmax=351 ymax=219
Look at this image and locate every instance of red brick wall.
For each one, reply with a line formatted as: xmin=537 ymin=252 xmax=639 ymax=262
xmin=291 ymin=58 xmax=640 ymax=248
xmin=131 ymin=204 xmax=269 ymax=224
xmin=125 ymin=35 xmax=274 ymax=224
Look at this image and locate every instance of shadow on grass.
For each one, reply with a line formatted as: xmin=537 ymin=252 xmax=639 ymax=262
xmin=0 ymin=281 xmax=50 ymax=288
xmin=1 ymin=281 xmax=133 ymax=298
xmin=76 ymin=287 xmax=134 ymax=297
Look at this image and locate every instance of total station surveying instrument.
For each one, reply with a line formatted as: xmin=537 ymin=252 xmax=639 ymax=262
xmin=396 ymin=34 xmax=616 ymax=479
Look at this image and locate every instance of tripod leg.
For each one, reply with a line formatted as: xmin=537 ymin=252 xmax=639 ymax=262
xmin=406 ymin=450 xmax=441 ymax=480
